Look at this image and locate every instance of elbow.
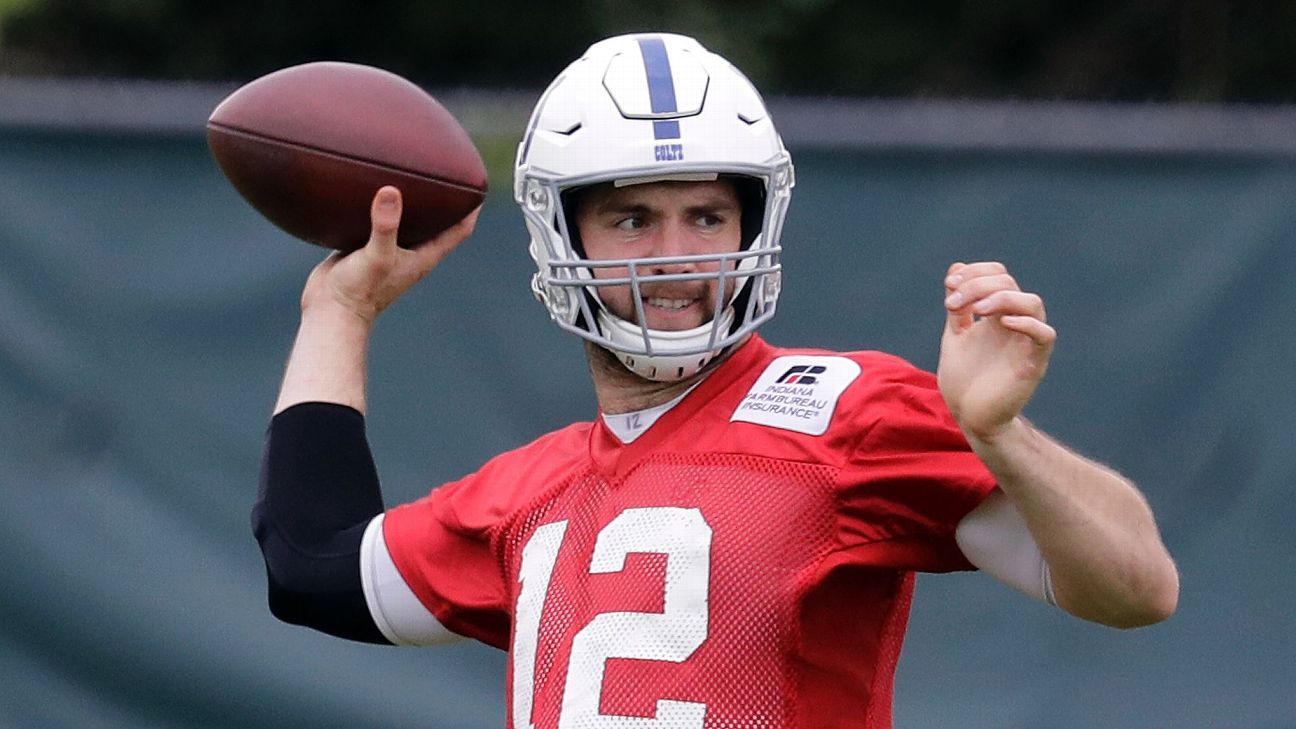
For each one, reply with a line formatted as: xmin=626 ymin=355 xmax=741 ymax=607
xmin=1058 ymin=553 xmax=1181 ymax=630
xmin=251 ymin=506 xmax=294 ymax=617
xmin=251 ymin=508 xmax=342 ymax=625
xmin=250 ymin=504 xmax=388 ymax=643
xmin=1106 ymin=596 xmax=1176 ymax=630
xmin=1129 ymin=564 xmax=1181 ymax=628
xmin=252 ymin=515 xmax=315 ymax=628
xmin=1101 ymin=558 xmax=1181 ymax=630
xmin=265 ymin=575 xmax=318 ymax=628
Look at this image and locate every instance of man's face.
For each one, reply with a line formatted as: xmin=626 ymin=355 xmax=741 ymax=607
xmin=573 ymin=179 xmax=743 ymax=332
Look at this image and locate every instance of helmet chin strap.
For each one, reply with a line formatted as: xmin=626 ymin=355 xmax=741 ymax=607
xmin=596 ymin=307 xmax=736 ymax=382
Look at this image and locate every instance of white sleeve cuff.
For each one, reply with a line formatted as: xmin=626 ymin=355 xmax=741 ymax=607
xmin=955 ymin=489 xmax=1057 ymax=606
xmin=360 ymin=514 xmax=466 ymax=645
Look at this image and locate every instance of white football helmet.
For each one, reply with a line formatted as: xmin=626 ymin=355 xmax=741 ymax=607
xmin=514 ymin=32 xmax=794 ymax=381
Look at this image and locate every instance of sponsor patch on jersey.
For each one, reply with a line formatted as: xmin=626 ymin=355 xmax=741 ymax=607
xmin=730 ymin=356 xmax=861 ymax=435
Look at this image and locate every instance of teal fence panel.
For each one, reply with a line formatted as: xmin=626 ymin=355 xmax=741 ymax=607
xmin=1 ymin=128 xmax=1291 ymax=727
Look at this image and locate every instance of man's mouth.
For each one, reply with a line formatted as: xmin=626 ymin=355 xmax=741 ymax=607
xmin=646 ymin=297 xmax=695 ymax=311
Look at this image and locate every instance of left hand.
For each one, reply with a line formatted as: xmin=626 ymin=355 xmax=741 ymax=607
xmin=937 ymin=261 xmax=1056 ymax=443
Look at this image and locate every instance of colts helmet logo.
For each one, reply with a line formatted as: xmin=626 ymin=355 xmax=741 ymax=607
xmin=638 ymin=36 xmax=686 ymax=161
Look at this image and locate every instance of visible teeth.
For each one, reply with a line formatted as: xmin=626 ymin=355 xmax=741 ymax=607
xmin=647 ymin=297 xmax=692 ymax=310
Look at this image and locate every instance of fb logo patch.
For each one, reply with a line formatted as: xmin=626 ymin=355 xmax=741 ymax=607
xmin=731 ymin=356 xmax=861 ymax=435
xmin=775 ymin=365 xmax=826 ymax=385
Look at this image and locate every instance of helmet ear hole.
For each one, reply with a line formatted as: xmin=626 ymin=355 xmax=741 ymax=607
xmin=727 ymin=175 xmax=767 ymax=251
xmin=560 ymin=186 xmax=592 ymax=258
xmin=728 ymin=278 xmax=756 ymax=337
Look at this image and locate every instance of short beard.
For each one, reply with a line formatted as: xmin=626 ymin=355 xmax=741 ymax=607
xmin=583 ymin=340 xmax=635 ymax=381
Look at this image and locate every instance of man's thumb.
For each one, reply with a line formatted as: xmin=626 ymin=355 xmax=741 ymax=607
xmin=367 ymin=186 xmax=402 ymax=251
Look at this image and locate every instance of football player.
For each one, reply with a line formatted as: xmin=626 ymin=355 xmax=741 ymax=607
xmin=254 ymin=33 xmax=1179 ymax=728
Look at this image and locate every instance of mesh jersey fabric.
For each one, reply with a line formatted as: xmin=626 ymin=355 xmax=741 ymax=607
xmin=382 ymin=335 xmax=997 ymax=728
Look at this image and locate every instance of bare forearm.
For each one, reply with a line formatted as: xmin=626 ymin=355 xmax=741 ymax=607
xmin=273 ymin=304 xmax=374 ymax=415
xmin=967 ymin=418 xmax=1179 ymax=628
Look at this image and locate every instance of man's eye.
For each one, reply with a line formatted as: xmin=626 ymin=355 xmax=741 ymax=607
xmin=697 ymin=214 xmax=724 ymax=227
xmin=615 ymin=217 xmax=645 ymax=231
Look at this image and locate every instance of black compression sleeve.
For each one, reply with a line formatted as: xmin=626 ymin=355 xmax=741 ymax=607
xmin=252 ymin=401 xmax=392 ymax=644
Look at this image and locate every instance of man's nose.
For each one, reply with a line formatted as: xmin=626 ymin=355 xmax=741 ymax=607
xmin=649 ymin=219 xmax=696 ymax=270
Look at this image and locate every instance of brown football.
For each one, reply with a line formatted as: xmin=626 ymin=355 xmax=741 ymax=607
xmin=207 ymin=61 xmax=487 ymax=250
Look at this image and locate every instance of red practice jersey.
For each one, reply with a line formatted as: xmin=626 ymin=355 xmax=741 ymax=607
xmin=383 ymin=335 xmax=997 ymax=728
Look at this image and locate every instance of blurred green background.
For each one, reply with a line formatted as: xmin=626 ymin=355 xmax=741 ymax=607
xmin=2 ymin=3 xmax=1294 ymax=728
xmin=3 ymin=0 xmax=1296 ymax=102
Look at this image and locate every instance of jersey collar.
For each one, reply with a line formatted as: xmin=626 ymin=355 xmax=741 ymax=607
xmin=589 ymin=334 xmax=774 ymax=480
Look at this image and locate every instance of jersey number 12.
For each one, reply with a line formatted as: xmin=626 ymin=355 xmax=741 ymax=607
xmin=512 ymin=506 xmax=713 ymax=728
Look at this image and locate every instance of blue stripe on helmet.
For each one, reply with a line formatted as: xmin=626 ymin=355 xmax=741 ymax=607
xmin=637 ymin=36 xmax=681 ymax=140
xmin=653 ymin=120 xmax=680 ymax=139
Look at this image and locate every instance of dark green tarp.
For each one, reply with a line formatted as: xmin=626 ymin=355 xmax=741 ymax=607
xmin=1 ymin=128 xmax=1291 ymax=727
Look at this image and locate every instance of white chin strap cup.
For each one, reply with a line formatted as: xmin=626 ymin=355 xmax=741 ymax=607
xmin=597 ymin=307 xmax=736 ymax=382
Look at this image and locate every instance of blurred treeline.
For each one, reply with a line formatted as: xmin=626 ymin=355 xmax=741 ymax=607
xmin=2 ymin=0 xmax=1295 ymax=102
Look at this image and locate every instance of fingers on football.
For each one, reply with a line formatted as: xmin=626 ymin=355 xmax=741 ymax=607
xmin=408 ymin=205 xmax=482 ymax=270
